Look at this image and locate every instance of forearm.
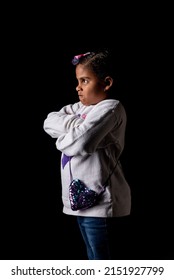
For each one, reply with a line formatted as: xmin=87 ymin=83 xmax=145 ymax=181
xmin=43 ymin=102 xmax=83 ymax=138
xmin=55 ymin=101 xmax=121 ymax=156
xmin=43 ymin=112 xmax=83 ymax=138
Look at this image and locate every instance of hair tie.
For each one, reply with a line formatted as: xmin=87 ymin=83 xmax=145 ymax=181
xmin=72 ymin=52 xmax=91 ymax=65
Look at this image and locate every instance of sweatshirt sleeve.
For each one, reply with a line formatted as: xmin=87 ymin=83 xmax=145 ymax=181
xmin=43 ymin=103 xmax=84 ymax=138
xmin=55 ymin=100 xmax=125 ymax=156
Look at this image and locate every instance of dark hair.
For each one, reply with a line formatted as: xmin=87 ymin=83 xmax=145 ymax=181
xmin=71 ymin=49 xmax=126 ymax=100
xmin=71 ymin=49 xmax=118 ymax=81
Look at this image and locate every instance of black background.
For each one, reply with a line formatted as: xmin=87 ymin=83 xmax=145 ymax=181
xmin=1 ymin=8 xmax=172 ymax=260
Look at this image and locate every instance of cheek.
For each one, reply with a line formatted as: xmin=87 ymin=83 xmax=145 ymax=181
xmin=92 ymin=84 xmax=104 ymax=95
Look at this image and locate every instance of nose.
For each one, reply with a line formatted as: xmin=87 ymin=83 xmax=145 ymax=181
xmin=76 ymin=83 xmax=81 ymax=92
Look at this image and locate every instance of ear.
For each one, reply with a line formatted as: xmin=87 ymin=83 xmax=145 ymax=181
xmin=104 ymin=76 xmax=113 ymax=91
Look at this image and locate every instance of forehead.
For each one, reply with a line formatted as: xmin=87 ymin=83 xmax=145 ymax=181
xmin=75 ymin=64 xmax=96 ymax=79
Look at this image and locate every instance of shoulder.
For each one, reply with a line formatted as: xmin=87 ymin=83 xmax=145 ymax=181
xmin=97 ymin=99 xmax=127 ymax=122
xmin=93 ymin=99 xmax=121 ymax=113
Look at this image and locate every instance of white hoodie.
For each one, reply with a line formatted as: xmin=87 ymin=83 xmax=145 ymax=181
xmin=43 ymin=99 xmax=131 ymax=217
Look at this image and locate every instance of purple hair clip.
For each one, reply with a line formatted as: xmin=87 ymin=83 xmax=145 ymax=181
xmin=72 ymin=52 xmax=91 ymax=65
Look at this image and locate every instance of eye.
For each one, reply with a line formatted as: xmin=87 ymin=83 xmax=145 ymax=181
xmin=82 ymin=79 xmax=88 ymax=84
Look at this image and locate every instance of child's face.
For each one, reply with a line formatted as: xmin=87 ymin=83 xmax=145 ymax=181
xmin=75 ymin=64 xmax=107 ymax=106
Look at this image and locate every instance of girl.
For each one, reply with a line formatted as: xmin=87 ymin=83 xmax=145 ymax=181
xmin=43 ymin=50 xmax=131 ymax=259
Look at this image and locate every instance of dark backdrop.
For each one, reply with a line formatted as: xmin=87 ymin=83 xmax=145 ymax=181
xmin=1 ymin=15 xmax=172 ymax=260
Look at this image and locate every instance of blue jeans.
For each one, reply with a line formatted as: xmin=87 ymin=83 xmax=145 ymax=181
xmin=77 ymin=217 xmax=111 ymax=260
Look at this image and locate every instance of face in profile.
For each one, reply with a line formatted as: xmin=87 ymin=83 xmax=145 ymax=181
xmin=75 ymin=64 xmax=108 ymax=106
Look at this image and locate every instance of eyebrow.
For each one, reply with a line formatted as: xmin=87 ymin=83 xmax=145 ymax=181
xmin=77 ymin=76 xmax=91 ymax=80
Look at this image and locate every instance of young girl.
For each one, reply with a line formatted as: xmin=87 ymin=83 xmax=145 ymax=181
xmin=43 ymin=50 xmax=131 ymax=260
